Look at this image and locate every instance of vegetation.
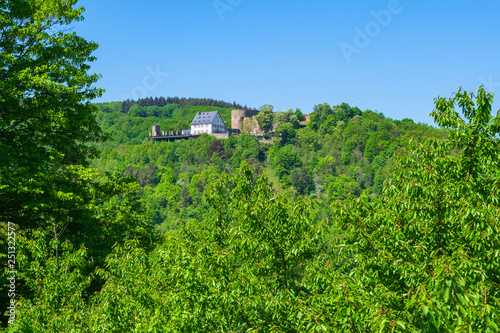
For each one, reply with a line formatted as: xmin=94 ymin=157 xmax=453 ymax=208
xmin=331 ymin=87 xmax=500 ymax=331
xmin=120 ymin=96 xmax=255 ymax=115
xmin=0 ymin=0 xmax=155 ymax=328
xmin=1 ymin=1 xmax=499 ymax=331
xmin=91 ymin=99 xmax=443 ymax=230
xmin=255 ymin=104 xmax=275 ymax=133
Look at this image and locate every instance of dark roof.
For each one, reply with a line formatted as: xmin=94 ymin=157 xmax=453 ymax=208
xmin=191 ymin=111 xmax=221 ymax=125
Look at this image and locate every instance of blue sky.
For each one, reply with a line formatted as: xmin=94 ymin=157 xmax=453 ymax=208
xmin=76 ymin=0 xmax=500 ymax=124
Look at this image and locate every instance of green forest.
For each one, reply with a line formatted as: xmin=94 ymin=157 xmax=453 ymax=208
xmin=2 ymin=1 xmax=500 ymax=332
xmin=92 ymin=100 xmax=444 ymax=233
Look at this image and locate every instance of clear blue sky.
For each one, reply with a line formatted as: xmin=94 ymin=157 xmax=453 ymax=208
xmin=76 ymin=0 xmax=500 ymax=124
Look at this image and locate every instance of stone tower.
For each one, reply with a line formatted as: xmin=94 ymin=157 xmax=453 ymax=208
xmin=231 ymin=109 xmax=260 ymax=132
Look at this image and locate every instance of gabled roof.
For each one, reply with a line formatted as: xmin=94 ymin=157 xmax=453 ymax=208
xmin=191 ymin=111 xmax=221 ymax=125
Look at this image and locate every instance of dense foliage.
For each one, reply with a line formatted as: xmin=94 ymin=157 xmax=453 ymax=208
xmin=0 ymin=0 xmax=155 ymax=328
xmin=0 ymin=0 xmax=104 ymax=228
xmin=333 ymin=87 xmax=500 ymax=331
xmin=6 ymin=85 xmax=500 ymax=331
xmin=2 ymin=2 xmax=499 ymax=331
xmin=92 ymin=101 xmax=443 ymax=230
xmin=121 ymin=96 xmax=255 ymax=115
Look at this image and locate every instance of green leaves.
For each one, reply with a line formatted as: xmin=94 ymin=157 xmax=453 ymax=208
xmin=255 ymin=105 xmax=275 ymax=133
xmin=50 ymin=164 xmax=332 ymax=332
xmin=0 ymin=0 xmax=105 ymax=229
xmin=334 ymin=86 xmax=500 ymax=331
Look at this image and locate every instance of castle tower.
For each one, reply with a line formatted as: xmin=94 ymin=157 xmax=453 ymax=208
xmin=231 ymin=109 xmax=246 ymax=131
xmin=231 ymin=109 xmax=260 ymax=132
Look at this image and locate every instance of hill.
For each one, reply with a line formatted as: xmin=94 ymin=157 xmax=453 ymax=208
xmin=92 ymin=100 xmax=445 ymax=230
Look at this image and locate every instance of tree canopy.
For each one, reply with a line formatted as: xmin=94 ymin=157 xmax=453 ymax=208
xmin=255 ymin=104 xmax=275 ymax=133
xmin=0 ymin=2 xmax=155 ymax=328
xmin=334 ymin=86 xmax=500 ymax=330
xmin=0 ymin=0 xmax=105 ymax=229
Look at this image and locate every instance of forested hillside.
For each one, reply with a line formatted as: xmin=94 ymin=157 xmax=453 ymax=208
xmin=120 ymin=96 xmax=255 ymax=114
xmin=92 ymin=101 xmax=444 ymax=230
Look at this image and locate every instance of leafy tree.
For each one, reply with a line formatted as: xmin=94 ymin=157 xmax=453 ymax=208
xmin=209 ymin=140 xmax=226 ymax=160
xmin=128 ymin=104 xmax=147 ymax=117
xmin=291 ymin=167 xmax=315 ymax=195
xmin=334 ymin=86 xmax=500 ymax=330
xmin=364 ymin=135 xmax=379 ymax=161
xmin=325 ymin=174 xmax=360 ymax=199
xmin=311 ymin=103 xmax=333 ymax=120
xmin=274 ymin=123 xmax=297 ymax=145
xmin=294 ymin=108 xmax=304 ymax=122
xmin=0 ymin=3 xmax=158 ymax=327
xmin=255 ymin=105 xmax=275 ymax=133
xmin=9 ymin=229 xmax=95 ymax=332
xmin=0 ymin=0 xmax=105 ymax=229
xmin=241 ymin=116 xmax=259 ymax=134
xmin=271 ymin=144 xmax=300 ymax=180
xmin=276 ymin=109 xmax=300 ymax=129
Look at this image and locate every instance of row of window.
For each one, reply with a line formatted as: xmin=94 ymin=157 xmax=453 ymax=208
xmin=192 ymin=124 xmax=226 ymax=128
xmin=192 ymin=129 xmax=227 ymax=135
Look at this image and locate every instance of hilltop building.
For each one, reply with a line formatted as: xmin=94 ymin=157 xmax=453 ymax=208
xmin=148 ymin=108 xmax=309 ymax=143
xmin=191 ymin=111 xmax=228 ymax=135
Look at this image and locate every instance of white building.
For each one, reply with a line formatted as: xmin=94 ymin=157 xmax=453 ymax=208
xmin=191 ymin=111 xmax=228 ymax=135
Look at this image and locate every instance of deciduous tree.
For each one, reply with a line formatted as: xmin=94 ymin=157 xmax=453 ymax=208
xmin=335 ymin=86 xmax=500 ymax=331
xmin=0 ymin=0 xmax=105 ymax=228
xmin=255 ymin=104 xmax=275 ymax=133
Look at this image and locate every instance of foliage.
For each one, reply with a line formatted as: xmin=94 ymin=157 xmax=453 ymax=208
xmin=6 ymin=229 xmax=95 ymax=332
xmin=0 ymin=2 xmax=156 ymax=329
xmin=4 ymin=86 xmax=497 ymax=331
xmin=334 ymin=86 xmax=500 ymax=331
xmin=294 ymin=108 xmax=304 ymax=122
xmin=121 ymin=96 xmax=254 ymax=114
xmin=92 ymin=101 xmax=444 ymax=230
xmin=291 ymin=167 xmax=315 ymax=195
xmin=274 ymin=122 xmax=297 ymax=145
xmin=255 ymin=104 xmax=275 ymax=133
xmin=276 ymin=109 xmax=300 ymax=129
xmin=1 ymin=7 xmax=469 ymax=328
xmin=24 ymin=164 xmax=331 ymax=332
xmin=241 ymin=116 xmax=259 ymax=134
xmin=0 ymin=0 xmax=105 ymax=227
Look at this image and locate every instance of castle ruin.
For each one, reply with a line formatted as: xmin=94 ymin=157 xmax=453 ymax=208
xmin=231 ymin=109 xmax=260 ymax=134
